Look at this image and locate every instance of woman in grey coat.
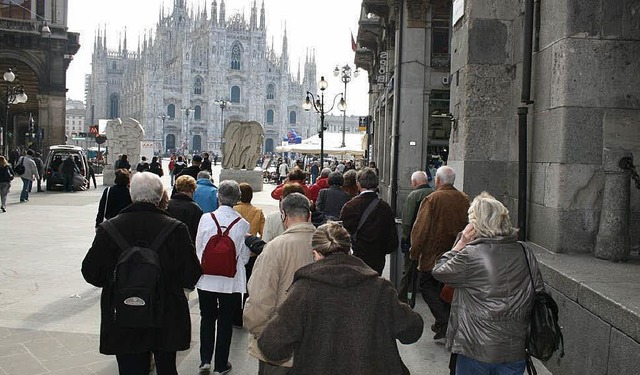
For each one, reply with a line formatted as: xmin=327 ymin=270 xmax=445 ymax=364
xmin=432 ymin=192 xmax=544 ymax=375
xmin=316 ymin=171 xmax=351 ymax=220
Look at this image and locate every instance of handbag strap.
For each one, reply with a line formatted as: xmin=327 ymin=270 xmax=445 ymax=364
xmin=103 ymin=187 xmax=110 ymax=222
xmin=518 ymin=241 xmax=536 ymax=291
xmin=352 ymin=196 xmax=379 ymax=243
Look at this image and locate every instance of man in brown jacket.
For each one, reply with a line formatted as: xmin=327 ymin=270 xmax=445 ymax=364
xmin=243 ymin=193 xmax=316 ymax=374
xmin=410 ymin=166 xmax=469 ymax=340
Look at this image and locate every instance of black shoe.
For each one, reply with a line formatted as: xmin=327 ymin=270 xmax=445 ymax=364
xmin=214 ymin=362 xmax=232 ymax=374
xmin=433 ymin=324 xmax=447 ymax=340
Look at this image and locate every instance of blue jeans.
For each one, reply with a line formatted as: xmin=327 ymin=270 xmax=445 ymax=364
xmin=456 ymin=355 xmax=525 ymax=375
xmin=20 ymin=178 xmax=32 ymax=201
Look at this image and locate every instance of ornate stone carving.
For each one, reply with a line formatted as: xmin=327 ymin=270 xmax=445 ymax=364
xmin=222 ymin=121 xmax=264 ymax=170
xmin=106 ymin=117 xmax=145 ymax=166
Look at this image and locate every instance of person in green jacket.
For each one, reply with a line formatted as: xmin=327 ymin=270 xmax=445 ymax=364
xmin=398 ymin=170 xmax=434 ymax=303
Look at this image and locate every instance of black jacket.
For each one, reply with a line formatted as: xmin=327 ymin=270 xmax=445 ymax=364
xmin=201 ymin=158 xmax=212 ymax=173
xmin=340 ymin=192 xmax=399 ymax=275
xmin=82 ymin=203 xmax=202 ymax=355
xmin=166 ymin=193 xmax=203 ymax=244
xmin=178 ymin=165 xmax=200 ymax=180
xmin=62 ymin=158 xmax=78 ymax=175
xmin=317 ymin=186 xmax=351 ymax=219
xmin=95 ymin=185 xmax=133 ymax=227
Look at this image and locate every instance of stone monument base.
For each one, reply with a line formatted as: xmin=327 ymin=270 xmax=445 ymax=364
xmin=219 ymin=169 xmax=263 ymax=192
xmin=102 ymin=165 xmax=115 ymax=186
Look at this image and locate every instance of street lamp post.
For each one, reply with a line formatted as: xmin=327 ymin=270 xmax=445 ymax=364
xmin=333 ymin=64 xmax=359 ymax=148
xmin=2 ymin=69 xmax=28 ymax=156
xmin=182 ymin=107 xmax=192 ymax=155
xmin=215 ymin=99 xmax=229 ymax=153
xmin=302 ymin=76 xmax=346 ymax=168
xmin=159 ymin=114 xmax=167 ymax=155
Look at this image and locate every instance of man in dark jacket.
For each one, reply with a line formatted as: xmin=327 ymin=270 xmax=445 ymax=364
xmin=316 ymin=171 xmax=351 ymax=220
xmin=82 ymin=172 xmax=202 ymax=374
xmin=177 ymin=154 xmax=202 ymax=180
xmin=340 ymin=168 xmax=398 ymax=275
xmin=167 ymin=175 xmax=203 ymax=244
xmin=61 ymin=155 xmax=78 ymax=192
xmin=200 ymin=152 xmax=212 ymax=173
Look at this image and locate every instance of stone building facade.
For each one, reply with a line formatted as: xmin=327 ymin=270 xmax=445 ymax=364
xmin=65 ymin=98 xmax=85 ymax=138
xmin=355 ymin=0 xmax=452 ymax=212
xmin=85 ymin=0 xmax=316 ymax=156
xmin=357 ymin=1 xmax=640 ymax=374
xmin=0 ymin=0 xmax=79 ymax=154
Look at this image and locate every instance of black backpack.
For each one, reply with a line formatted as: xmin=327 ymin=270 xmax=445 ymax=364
xmin=101 ymin=219 xmax=179 ymax=328
xmin=14 ymin=157 xmax=25 ymax=175
xmin=520 ymin=244 xmax=565 ymax=374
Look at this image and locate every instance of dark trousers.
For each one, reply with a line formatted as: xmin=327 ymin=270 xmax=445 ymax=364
xmin=63 ymin=174 xmax=74 ymax=192
xmin=116 ymin=351 xmax=176 ymax=375
xmin=419 ymin=271 xmax=451 ymax=325
xmin=398 ymin=253 xmax=416 ymax=302
xmin=198 ymin=289 xmax=240 ymax=371
xmin=258 ymin=360 xmax=291 ymax=375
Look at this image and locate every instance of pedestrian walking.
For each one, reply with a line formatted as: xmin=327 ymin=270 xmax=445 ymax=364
xmin=201 ymin=152 xmax=212 ymax=173
xmin=410 ymin=166 xmax=469 ymax=340
xmin=340 ymin=168 xmax=398 ymax=276
xmin=244 ymin=192 xmax=316 ymax=374
xmin=195 ymin=180 xmax=251 ymax=374
xmin=16 ymin=150 xmax=40 ymax=202
xmin=342 ymin=169 xmax=359 ymax=198
xmin=61 ymin=155 xmax=78 ymax=192
xmin=82 ymin=172 xmax=202 ymax=375
xmin=87 ymin=161 xmax=98 ymax=189
xmin=167 ymin=175 xmax=203 ymax=244
xmin=0 ymin=156 xmax=14 ymax=212
xmin=33 ymin=152 xmax=44 ymax=192
xmin=136 ymin=156 xmax=150 ymax=173
xmin=316 ymin=171 xmax=351 ymax=220
xmin=432 ymin=192 xmax=543 ymax=374
xmin=258 ymin=222 xmax=424 ymax=375
xmin=149 ymin=156 xmax=163 ymax=177
xmin=307 ymin=168 xmax=330 ymax=203
xmin=398 ymin=171 xmax=434 ymax=303
xmin=262 ymin=183 xmax=306 ymax=242
xmin=193 ymin=171 xmax=218 ymax=213
xmin=95 ymin=169 xmax=132 ymax=228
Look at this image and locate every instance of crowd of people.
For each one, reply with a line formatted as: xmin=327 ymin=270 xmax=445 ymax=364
xmin=78 ymin=149 xmax=547 ymax=375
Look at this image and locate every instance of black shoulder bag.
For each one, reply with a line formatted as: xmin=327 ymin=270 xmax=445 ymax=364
xmin=351 ymin=196 xmax=379 ymax=245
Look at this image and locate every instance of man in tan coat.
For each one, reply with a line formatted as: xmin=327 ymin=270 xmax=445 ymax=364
xmin=410 ymin=166 xmax=469 ymax=340
xmin=243 ymin=193 xmax=316 ymax=374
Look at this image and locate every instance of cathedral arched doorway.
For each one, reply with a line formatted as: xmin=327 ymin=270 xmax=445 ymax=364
xmin=192 ymin=135 xmax=202 ymax=153
xmin=166 ymin=134 xmax=176 ymax=151
xmin=265 ymin=138 xmax=274 ymax=153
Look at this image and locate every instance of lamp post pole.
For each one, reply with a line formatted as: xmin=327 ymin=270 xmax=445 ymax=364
xmin=182 ymin=108 xmax=192 ymax=155
xmin=215 ymin=99 xmax=229 ymax=154
xmin=159 ymin=114 xmax=166 ymax=155
xmin=303 ymin=76 xmax=346 ymax=169
xmin=333 ymin=65 xmax=358 ymax=148
xmin=2 ymin=69 xmax=28 ymax=156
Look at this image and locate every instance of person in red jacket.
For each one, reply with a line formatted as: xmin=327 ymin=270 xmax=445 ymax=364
xmin=270 ymin=168 xmax=311 ymax=201
xmin=307 ymin=168 xmax=331 ymax=202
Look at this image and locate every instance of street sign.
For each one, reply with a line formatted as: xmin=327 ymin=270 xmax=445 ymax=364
xmin=89 ymin=125 xmax=99 ymax=135
xmin=95 ymin=135 xmax=107 ymax=144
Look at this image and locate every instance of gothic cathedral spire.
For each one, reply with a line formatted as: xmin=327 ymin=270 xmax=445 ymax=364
xmin=211 ymin=0 xmax=218 ymax=26
xmin=219 ymin=0 xmax=226 ymax=27
xmin=260 ymin=0 xmax=265 ymax=30
xmin=250 ymin=0 xmax=257 ymax=30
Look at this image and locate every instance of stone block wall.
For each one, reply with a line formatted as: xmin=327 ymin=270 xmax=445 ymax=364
xmin=450 ymin=0 xmax=640 ymax=254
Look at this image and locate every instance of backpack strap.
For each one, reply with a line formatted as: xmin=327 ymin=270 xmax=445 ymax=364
xmin=211 ymin=213 xmax=223 ymax=236
xmin=101 ymin=220 xmax=131 ymax=252
xmin=223 ymin=217 xmax=242 ymax=236
xmin=518 ymin=241 xmax=536 ymax=291
xmin=149 ymin=220 xmax=181 ymax=251
xmin=352 ymin=196 xmax=380 ymax=243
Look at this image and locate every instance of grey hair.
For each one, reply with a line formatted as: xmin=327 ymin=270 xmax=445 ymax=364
xmin=281 ymin=192 xmax=310 ymax=218
xmin=327 ymin=171 xmax=344 ymax=186
xmin=130 ymin=172 xmax=164 ymax=205
xmin=411 ymin=171 xmax=428 ymax=185
xmin=468 ymin=192 xmax=518 ymax=238
xmin=436 ymin=166 xmax=456 ymax=185
xmin=357 ymin=168 xmax=379 ymax=189
xmin=197 ymin=170 xmax=211 ymax=180
xmin=320 ymin=168 xmax=332 ymax=178
xmin=218 ymin=180 xmax=241 ymax=206
xmin=312 ymin=222 xmax=351 ymax=256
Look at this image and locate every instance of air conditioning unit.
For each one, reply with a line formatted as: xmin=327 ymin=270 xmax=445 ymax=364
xmin=442 ymin=75 xmax=451 ymax=86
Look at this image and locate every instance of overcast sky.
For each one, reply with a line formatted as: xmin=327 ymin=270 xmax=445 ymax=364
xmin=66 ymin=0 xmax=369 ymax=116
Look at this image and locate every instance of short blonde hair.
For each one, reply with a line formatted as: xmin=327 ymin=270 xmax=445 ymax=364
xmin=175 ymin=175 xmax=197 ymax=194
xmin=468 ymin=192 xmax=518 ymax=238
xmin=311 ymin=222 xmax=351 ymax=256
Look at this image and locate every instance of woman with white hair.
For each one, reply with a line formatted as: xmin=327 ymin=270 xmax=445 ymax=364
xmin=432 ymin=192 xmax=544 ymax=374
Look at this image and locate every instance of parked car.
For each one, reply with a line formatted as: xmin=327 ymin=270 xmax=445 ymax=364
xmin=44 ymin=145 xmax=90 ymax=191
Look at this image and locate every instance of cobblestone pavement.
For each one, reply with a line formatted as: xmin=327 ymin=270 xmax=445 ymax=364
xmin=0 ymin=165 xmax=549 ymax=374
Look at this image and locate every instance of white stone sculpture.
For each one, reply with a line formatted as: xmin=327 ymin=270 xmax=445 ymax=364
xmin=222 ymin=121 xmax=264 ymax=170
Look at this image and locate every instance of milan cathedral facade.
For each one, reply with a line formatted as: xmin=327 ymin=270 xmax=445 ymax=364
xmin=85 ymin=0 xmax=317 ymax=155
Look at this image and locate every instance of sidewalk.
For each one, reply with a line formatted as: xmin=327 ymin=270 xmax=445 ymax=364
xmin=0 ymin=166 xmax=547 ymax=374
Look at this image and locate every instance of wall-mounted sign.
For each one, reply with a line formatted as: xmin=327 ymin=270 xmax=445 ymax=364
xmin=375 ymin=51 xmax=389 ymax=92
xmin=453 ymin=0 xmax=464 ymax=25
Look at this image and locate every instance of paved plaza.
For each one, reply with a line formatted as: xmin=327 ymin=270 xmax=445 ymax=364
xmin=0 ymin=166 xmax=550 ymax=374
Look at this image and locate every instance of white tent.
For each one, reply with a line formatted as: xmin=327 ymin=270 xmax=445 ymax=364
xmin=276 ymin=132 xmax=366 ymax=156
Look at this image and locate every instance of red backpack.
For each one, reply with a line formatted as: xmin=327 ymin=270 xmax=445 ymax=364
xmin=201 ymin=214 xmax=242 ymax=277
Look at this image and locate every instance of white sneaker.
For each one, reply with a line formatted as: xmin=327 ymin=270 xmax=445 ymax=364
xmin=199 ymin=363 xmax=211 ymax=373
